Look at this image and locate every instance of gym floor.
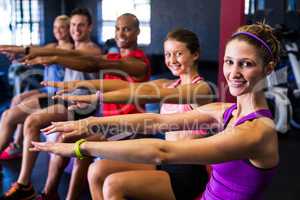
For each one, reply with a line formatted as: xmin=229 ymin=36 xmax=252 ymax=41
xmin=0 ymin=129 xmax=299 ymax=199
xmin=0 ymin=137 xmax=91 ymax=199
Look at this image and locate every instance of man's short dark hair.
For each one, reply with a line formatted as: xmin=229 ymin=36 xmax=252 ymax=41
xmin=119 ymin=13 xmax=140 ymax=29
xmin=70 ymin=8 xmax=92 ymax=25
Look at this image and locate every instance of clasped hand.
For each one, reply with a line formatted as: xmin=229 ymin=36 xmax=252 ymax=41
xmin=41 ymin=117 xmax=93 ymax=139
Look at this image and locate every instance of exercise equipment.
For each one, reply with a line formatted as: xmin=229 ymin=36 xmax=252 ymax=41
xmin=266 ymin=25 xmax=300 ymax=133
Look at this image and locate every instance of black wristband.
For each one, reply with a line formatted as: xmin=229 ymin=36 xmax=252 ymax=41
xmin=24 ymin=46 xmax=30 ymax=55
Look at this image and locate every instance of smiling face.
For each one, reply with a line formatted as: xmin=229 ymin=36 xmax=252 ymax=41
xmin=115 ymin=15 xmax=139 ymax=49
xmin=164 ymin=39 xmax=199 ymax=76
xmin=70 ymin=14 xmax=92 ymax=42
xmin=53 ymin=20 xmax=70 ymax=41
xmin=223 ymin=39 xmax=270 ymax=96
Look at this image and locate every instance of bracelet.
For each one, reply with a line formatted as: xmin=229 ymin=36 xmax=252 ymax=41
xmin=74 ymin=139 xmax=87 ymax=160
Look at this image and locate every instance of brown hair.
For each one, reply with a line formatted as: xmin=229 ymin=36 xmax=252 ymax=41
xmin=229 ymin=22 xmax=281 ymax=65
xmin=70 ymin=8 xmax=92 ymax=25
xmin=165 ymin=28 xmax=201 ymax=64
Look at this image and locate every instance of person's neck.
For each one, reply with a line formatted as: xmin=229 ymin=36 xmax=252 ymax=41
xmin=58 ymin=39 xmax=72 ymax=47
xmin=74 ymin=39 xmax=91 ymax=49
xmin=119 ymin=43 xmax=138 ymax=56
xmin=235 ymin=91 xmax=269 ymax=118
xmin=179 ymin=67 xmax=199 ymax=84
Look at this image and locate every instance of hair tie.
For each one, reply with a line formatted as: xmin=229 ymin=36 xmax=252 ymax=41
xmin=232 ymin=31 xmax=273 ymax=57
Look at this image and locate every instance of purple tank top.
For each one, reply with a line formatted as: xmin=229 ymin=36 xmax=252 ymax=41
xmin=201 ymin=104 xmax=276 ymax=200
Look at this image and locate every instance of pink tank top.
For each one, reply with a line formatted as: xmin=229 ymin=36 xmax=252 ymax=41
xmin=160 ymin=76 xmax=206 ymax=135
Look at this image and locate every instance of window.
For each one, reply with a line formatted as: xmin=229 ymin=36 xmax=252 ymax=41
xmin=0 ymin=0 xmax=43 ymax=45
xmin=287 ymin=0 xmax=297 ymax=12
xmin=101 ymin=0 xmax=151 ymax=45
xmin=0 ymin=0 xmax=13 ymax=44
xmin=245 ymin=0 xmax=255 ymax=15
xmin=245 ymin=0 xmax=265 ymax=14
xmin=257 ymin=0 xmax=265 ymax=11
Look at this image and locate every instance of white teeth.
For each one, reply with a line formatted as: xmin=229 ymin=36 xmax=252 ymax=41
xmin=229 ymin=81 xmax=246 ymax=88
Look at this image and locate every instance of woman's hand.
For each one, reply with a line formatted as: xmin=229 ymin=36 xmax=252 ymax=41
xmin=41 ymin=81 xmax=66 ymax=89
xmin=30 ymin=141 xmax=76 ymax=157
xmin=41 ymin=81 xmax=76 ymax=94
xmin=41 ymin=118 xmax=93 ymax=139
xmin=53 ymin=94 xmax=97 ymax=103
xmin=0 ymin=45 xmax=25 ymax=60
xmin=0 ymin=45 xmax=25 ymax=54
xmin=52 ymin=94 xmax=98 ymax=111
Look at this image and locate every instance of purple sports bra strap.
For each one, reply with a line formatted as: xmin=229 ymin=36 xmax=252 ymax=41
xmin=223 ymin=104 xmax=237 ymax=127
xmin=234 ymin=109 xmax=273 ymax=126
xmin=223 ymin=104 xmax=273 ymax=128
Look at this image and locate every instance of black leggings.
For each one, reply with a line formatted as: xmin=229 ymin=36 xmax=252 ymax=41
xmin=157 ymin=164 xmax=208 ymax=200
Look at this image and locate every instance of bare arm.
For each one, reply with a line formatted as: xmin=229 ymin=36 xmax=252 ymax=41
xmin=42 ymin=79 xmax=133 ymax=93
xmin=101 ymin=79 xmax=212 ymax=104
xmin=23 ymin=53 xmax=147 ymax=80
xmin=32 ymin=117 xmax=277 ymax=168
xmin=41 ymin=103 xmax=225 ymax=139
xmin=26 ymin=46 xmax=87 ymax=57
xmin=48 ymin=78 xmax=212 ymax=106
xmin=46 ymin=80 xmax=169 ymax=106
xmin=58 ymin=54 xmax=148 ymax=78
xmin=0 ymin=45 xmax=81 ymax=57
xmin=0 ymin=45 xmax=27 ymax=55
xmin=80 ymin=119 xmax=277 ymax=167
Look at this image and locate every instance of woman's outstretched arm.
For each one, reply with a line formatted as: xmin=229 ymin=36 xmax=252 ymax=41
xmin=32 ymin=115 xmax=277 ymax=168
xmin=40 ymin=103 xmax=225 ymax=139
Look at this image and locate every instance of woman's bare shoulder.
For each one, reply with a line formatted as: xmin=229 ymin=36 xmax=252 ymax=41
xmin=234 ymin=117 xmax=277 ymax=149
xmin=193 ymin=102 xmax=234 ymax=122
xmin=195 ymin=102 xmax=233 ymax=113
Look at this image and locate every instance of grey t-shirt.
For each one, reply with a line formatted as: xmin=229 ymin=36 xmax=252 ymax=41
xmin=64 ymin=68 xmax=98 ymax=95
